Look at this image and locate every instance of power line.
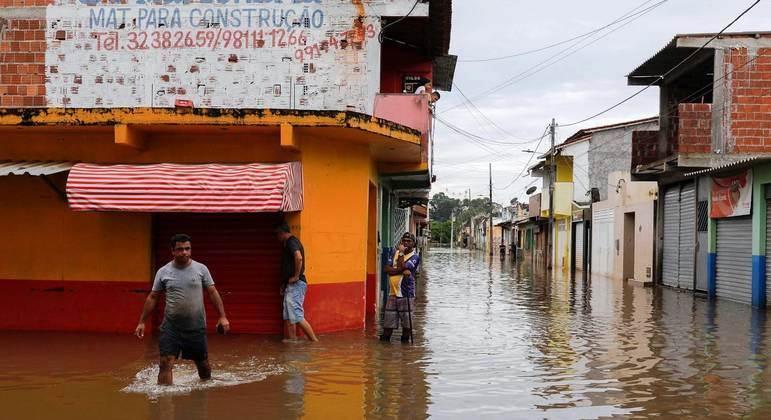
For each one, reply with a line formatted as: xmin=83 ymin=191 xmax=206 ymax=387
xmin=494 ymin=126 xmax=550 ymax=191
xmin=514 ymin=49 xmax=768 ymax=198
xmin=453 ymin=83 xmax=538 ymax=142
xmin=559 ymin=0 xmax=762 ymax=128
xmin=377 ymin=0 xmax=421 ymax=44
xmin=459 ymin=0 xmax=665 ymax=63
xmin=436 ymin=115 xmax=547 ymax=147
xmin=441 ymin=0 xmax=667 ymax=114
xmin=441 ymin=0 xmax=762 ymax=198
xmin=567 ymin=50 xmax=768 ymax=167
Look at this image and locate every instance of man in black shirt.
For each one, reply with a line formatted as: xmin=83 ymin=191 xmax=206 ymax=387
xmin=275 ymin=222 xmax=318 ymax=342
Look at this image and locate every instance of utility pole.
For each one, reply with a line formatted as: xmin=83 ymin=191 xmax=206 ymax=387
xmin=489 ymin=163 xmax=494 ymax=257
xmin=548 ymin=118 xmax=556 ymax=271
xmin=450 ymin=210 xmax=454 ymax=250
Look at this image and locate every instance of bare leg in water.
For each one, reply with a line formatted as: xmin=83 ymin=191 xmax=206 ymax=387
xmin=158 ymin=355 xmax=176 ymax=385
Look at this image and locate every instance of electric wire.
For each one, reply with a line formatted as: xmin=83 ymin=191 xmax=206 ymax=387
xmin=378 ymin=0 xmax=421 ymax=44
xmin=459 ymin=0 xmax=663 ymax=63
xmin=559 ymin=0 xmax=762 ymax=128
xmin=441 ymin=0 xmax=668 ymax=114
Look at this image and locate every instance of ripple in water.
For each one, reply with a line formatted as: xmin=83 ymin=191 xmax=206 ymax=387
xmin=121 ymin=357 xmax=285 ymax=398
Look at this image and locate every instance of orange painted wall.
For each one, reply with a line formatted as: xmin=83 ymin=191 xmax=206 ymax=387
xmin=0 ymin=132 xmax=375 ymax=284
xmin=293 ymin=133 xmax=373 ymax=286
xmin=0 ymin=130 xmax=295 ymax=164
xmin=0 ymin=126 xmax=379 ymax=332
xmin=0 ymin=175 xmax=150 ymax=282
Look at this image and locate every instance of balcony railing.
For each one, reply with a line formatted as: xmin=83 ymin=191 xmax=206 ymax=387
xmin=373 ymin=93 xmax=431 ymax=133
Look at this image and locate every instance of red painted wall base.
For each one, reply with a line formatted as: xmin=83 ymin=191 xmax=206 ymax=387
xmin=304 ymin=281 xmax=365 ymax=333
xmin=0 ymin=279 xmax=148 ymax=333
xmin=0 ymin=279 xmax=366 ymax=334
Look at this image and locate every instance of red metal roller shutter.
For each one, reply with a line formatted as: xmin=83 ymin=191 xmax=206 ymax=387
xmin=153 ymin=213 xmax=283 ymax=334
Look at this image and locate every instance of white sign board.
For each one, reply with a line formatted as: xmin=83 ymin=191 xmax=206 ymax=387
xmin=45 ymin=0 xmax=388 ymax=112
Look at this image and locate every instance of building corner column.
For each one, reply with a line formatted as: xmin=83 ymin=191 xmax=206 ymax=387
xmin=751 ymin=167 xmax=767 ymax=307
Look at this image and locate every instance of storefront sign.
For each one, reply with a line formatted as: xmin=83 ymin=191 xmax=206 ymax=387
xmin=45 ymin=0 xmax=384 ymax=111
xmin=711 ymin=170 xmax=752 ymax=218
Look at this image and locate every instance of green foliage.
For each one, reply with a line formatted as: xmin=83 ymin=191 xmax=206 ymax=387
xmin=429 ymin=192 xmax=461 ymax=222
xmin=429 ymin=193 xmax=504 ymax=243
xmin=430 ymin=220 xmax=452 ymax=244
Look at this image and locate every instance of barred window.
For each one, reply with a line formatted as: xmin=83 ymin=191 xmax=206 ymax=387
xmin=697 ymin=201 xmax=709 ymax=232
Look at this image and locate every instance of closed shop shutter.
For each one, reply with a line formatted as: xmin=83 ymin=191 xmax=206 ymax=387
xmin=556 ymin=220 xmax=568 ymax=269
xmin=662 ymin=183 xmax=696 ymax=289
xmin=766 ymin=200 xmax=771 ymax=305
xmin=678 ymin=183 xmax=696 ymax=289
xmin=574 ymin=222 xmax=584 ymax=271
xmin=662 ymin=186 xmax=680 ymax=288
xmin=716 ymin=216 xmax=753 ymax=304
xmin=153 ymin=213 xmax=284 ymax=334
xmin=592 ymin=208 xmax=614 ymax=275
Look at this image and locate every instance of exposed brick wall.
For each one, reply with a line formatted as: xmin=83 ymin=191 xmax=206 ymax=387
xmin=677 ymin=103 xmax=712 ymax=154
xmin=631 ymin=130 xmax=660 ymax=167
xmin=0 ymin=1 xmax=48 ymax=107
xmin=729 ymin=48 xmax=771 ymax=153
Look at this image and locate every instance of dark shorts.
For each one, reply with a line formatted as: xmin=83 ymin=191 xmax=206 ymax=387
xmin=159 ymin=325 xmax=208 ymax=361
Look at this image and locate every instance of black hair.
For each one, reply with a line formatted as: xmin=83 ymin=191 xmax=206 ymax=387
xmin=170 ymin=233 xmax=191 ymax=248
xmin=432 ymin=91 xmax=441 ymax=100
xmin=274 ymin=221 xmax=291 ymax=234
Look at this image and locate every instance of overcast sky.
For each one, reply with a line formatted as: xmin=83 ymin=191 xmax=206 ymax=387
xmin=432 ymin=0 xmax=770 ymax=205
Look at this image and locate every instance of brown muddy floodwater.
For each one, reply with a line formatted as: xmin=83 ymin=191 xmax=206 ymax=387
xmin=2 ymin=248 xmax=771 ymax=419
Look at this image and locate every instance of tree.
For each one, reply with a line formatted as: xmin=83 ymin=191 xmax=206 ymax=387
xmin=429 ymin=192 xmax=461 ymax=222
xmin=430 ymin=220 xmax=452 ymax=244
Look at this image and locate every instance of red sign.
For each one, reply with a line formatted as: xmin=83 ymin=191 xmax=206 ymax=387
xmin=711 ymin=170 xmax=752 ymax=218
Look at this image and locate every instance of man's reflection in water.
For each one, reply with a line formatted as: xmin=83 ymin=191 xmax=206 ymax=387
xmin=150 ymin=390 xmax=208 ymax=420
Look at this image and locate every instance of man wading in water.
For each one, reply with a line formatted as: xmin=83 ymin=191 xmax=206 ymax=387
xmin=381 ymin=232 xmax=420 ymax=343
xmin=276 ymin=222 xmax=319 ymax=342
xmin=135 ymin=234 xmax=230 ymax=385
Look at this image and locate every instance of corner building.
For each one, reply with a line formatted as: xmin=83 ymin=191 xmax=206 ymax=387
xmin=0 ymin=0 xmax=454 ymax=333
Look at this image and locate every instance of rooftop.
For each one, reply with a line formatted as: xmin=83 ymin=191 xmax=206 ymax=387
xmin=559 ymin=116 xmax=659 ymax=148
xmin=627 ymin=32 xmax=771 ymax=86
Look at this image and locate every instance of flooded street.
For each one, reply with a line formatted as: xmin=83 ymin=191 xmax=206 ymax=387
xmin=3 ymin=248 xmax=771 ymax=419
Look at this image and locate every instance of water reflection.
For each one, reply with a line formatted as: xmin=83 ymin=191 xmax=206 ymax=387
xmin=3 ymin=249 xmax=771 ymax=419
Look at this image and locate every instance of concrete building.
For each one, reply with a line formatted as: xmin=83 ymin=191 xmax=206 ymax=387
xmin=0 ymin=0 xmax=454 ymax=332
xmin=591 ymin=171 xmax=658 ymax=283
xmin=558 ymin=118 xmax=660 ymax=279
xmin=530 ymin=151 xmax=574 ymax=273
xmin=630 ymin=32 xmax=771 ymax=306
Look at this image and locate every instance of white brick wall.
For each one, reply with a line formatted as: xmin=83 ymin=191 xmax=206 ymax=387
xmin=43 ymin=0 xmax=422 ymax=111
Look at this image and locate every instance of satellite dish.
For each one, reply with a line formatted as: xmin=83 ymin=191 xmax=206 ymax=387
xmin=526 ymin=186 xmax=537 ymax=195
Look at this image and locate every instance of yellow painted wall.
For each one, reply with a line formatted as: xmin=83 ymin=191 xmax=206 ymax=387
xmin=541 ymin=182 xmax=574 ymax=218
xmin=0 ymin=175 xmax=151 ymax=282
xmin=294 ymin=133 xmax=373 ymax=285
xmin=0 ymin=127 xmax=377 ymax=288
xmin=556 ymin=156 xmax=573 ymax=182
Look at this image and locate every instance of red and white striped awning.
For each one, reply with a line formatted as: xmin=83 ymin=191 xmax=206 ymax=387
xmin=66 ymin=162 xmax=303 ymax=213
